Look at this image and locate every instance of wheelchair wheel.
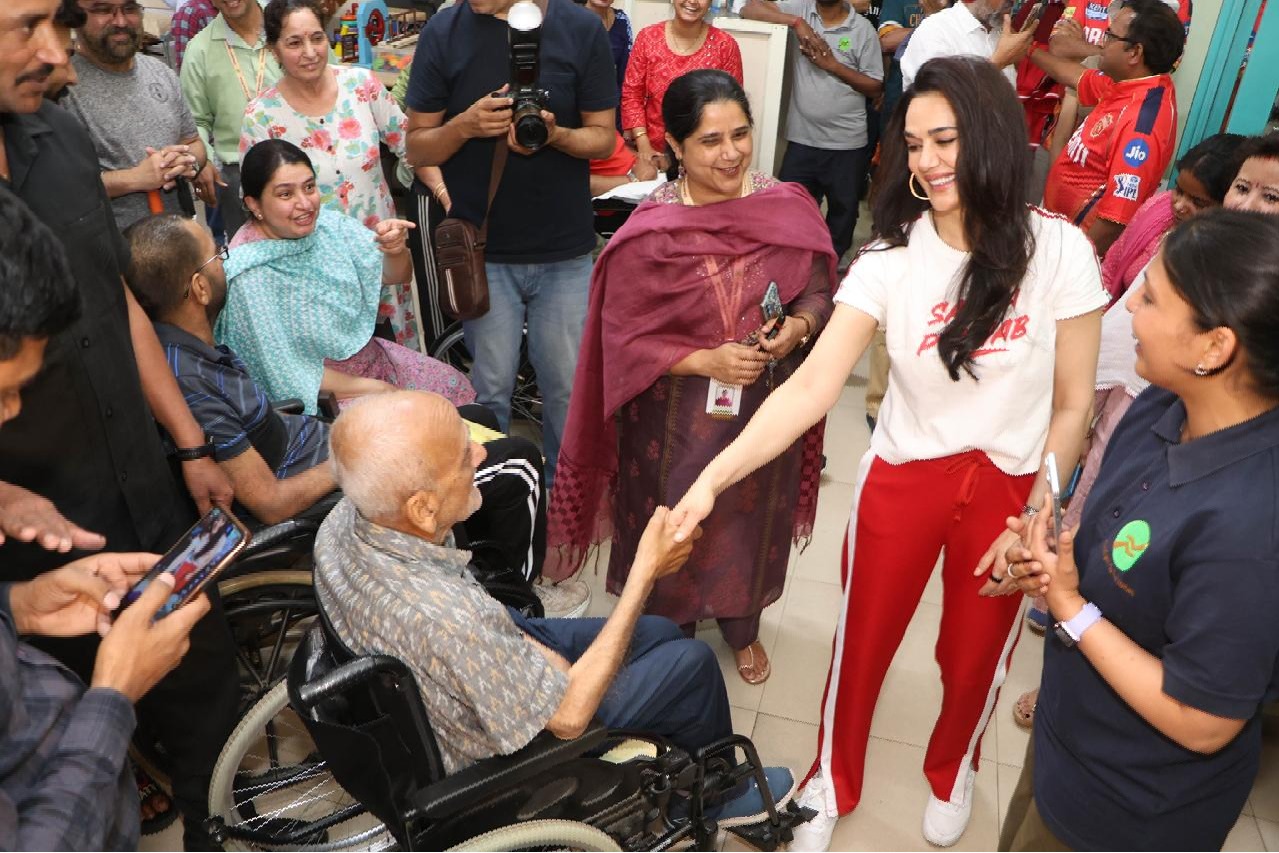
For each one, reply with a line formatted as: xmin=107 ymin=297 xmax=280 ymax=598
xmin=219 ymin=570 xmax=319 ymax=713
xmin=209 ymin=681 xmax=393 ymax=851
xmin=431 ymin=322 xmax=543 ymax=430
xmin=446 ymin=819 xmax=622 ymax=851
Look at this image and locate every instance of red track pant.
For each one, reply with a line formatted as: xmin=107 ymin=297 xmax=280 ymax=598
xmin=810 ymin=450 xmax=1033 ymax=815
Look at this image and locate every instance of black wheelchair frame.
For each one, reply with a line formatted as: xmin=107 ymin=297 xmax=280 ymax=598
xmin=207 ymin=602 xmax=811 ymax=852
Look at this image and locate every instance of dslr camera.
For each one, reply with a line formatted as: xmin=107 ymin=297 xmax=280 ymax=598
xmin=508 ymin=0 xmax=552 ymax=151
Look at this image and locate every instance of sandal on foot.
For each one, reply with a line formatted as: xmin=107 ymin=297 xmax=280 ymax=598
xmin=735 ymin=640 xmax=771 ymax=685
xmin=1012 ymin=688 xmax=1039 ymax=730
xmin=134 ymin=765 xmax=178 ymax=836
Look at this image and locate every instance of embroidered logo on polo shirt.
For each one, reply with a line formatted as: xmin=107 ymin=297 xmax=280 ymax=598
xmin=838 ymin=36 xmax=851 ymax=51
xmin=1111 ymin=520 xmax=1151 ymax=571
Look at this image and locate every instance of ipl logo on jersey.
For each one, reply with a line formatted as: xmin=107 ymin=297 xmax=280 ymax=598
xmin=1123 ymin=138 xmax=1150 ymax=167
xmin=1113 ymin=173 xmax=1142 ymax=201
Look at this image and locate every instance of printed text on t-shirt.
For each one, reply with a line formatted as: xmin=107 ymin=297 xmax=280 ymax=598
xmin=918 ymin=298 xmax=1030 ymax=357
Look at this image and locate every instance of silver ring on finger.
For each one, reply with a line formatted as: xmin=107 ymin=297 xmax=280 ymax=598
xmin=1008 ymin=562 xmax=1020 ymax=579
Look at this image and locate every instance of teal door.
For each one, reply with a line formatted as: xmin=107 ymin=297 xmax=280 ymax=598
xmin=1180 ymin=0 xmax=1279 ymax=156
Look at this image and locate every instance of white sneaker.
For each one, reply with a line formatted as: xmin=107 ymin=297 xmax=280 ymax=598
xmin=534 ymin=578 xmax=591 ymax=618
xmin=787 ymin=773 xmax=838 ymax=851
xmin=921 ymin=767 xmax=976 ymax=847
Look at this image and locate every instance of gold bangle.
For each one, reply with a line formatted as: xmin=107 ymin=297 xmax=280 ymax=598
xmin=632 ymin=128 xmax=648 ymax=138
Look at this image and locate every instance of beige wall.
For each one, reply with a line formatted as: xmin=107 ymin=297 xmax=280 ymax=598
xmin=1171 ymin=0 xmax=1225 ymax=146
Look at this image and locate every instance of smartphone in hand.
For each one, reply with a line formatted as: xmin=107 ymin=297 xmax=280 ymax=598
xmin=117 ymin=506 xmax=251 ymax=620
xmin=760 ymin=281 xmax=784 ymax=341
xmin=1044 ymin=452 xmax=1065 ymax=554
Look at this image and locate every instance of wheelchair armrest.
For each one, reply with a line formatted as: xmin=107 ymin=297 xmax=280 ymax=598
xmin=318 ymin=391 xmax=340 ymax=420
xmin=292 ymin=654 xmax=414 ymax=712
xmin=407 ymin=722 xmax=610 ymax=821
xmin=273 ymin=398 xmax=306 ymax=415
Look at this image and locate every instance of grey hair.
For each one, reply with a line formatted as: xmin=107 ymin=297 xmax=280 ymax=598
xmin=329 ymin=394 xmax=441 ymax=520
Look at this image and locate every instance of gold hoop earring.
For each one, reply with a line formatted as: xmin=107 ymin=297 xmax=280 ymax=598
xmin=909 ymin=173 xmax=930 ymax=202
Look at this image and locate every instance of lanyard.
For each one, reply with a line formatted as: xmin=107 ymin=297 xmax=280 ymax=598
xmin=225 ymin=41 xmax=268 ymax=100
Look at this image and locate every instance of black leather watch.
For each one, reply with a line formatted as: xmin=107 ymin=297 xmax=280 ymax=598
xmin=172 ymin=441 xmax=216 ymax=462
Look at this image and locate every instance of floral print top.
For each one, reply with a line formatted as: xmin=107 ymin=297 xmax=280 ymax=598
xmin=241 ymin=65 xmax=407 ymax=228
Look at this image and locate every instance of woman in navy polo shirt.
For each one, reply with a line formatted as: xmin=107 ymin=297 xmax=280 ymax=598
xmin=998 ymin=208 xmax=1279 ymax=851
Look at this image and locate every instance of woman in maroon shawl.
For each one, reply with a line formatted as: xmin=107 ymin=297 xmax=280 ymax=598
xmin=547 ymin=70 xmax=835 ymax=684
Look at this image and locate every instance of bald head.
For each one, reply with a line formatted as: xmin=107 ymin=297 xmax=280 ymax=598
xmin=331 ymin=391 xmax=484 ymax=537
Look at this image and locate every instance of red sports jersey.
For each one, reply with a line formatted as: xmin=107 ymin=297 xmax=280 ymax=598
xmin=1043 ymin=70 xmax=1178 ymax=232
xmin=1014 ymin=0 xmax=1067 ymax=146
xmin=1061 ymin=0 xmax=1192 ymax=46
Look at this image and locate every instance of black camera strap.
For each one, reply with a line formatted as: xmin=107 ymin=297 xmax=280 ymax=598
xmin=478 ymin=138 xmax=508 ymax=244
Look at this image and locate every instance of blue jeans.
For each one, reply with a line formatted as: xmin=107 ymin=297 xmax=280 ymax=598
xmin=463 ymin=254 xmax=592 ymax=485
xmin=510 ymin=611 xmax=734 ymax=756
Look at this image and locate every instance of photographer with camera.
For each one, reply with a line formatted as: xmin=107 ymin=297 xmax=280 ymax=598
xmin=405 ymin=0 xmax=617 ymax=488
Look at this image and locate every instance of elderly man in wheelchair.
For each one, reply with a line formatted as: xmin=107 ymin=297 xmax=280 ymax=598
xmin=274 ymin=391 xmax=812 ymax=851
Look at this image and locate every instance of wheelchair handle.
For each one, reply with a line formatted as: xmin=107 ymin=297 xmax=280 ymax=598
xmin=294 ymin=654 xmax=413 ymax=711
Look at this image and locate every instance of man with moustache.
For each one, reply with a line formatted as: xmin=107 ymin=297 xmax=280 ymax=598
xmin=63 ymin=0 xmax=208 ymax=228
xmin=43 ymin=0 xmax=83 ymax=102
xmin=0 ymin=1 xmax=239 ymax=847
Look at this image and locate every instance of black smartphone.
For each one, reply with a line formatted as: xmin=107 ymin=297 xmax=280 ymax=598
xmin=1044 ymin=452 xmax=1065 ymax=554
xmin=118 ymin=506 xmax=251 ymax=619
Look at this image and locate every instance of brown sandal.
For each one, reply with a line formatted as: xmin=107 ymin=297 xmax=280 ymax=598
xmin=1013 ymin=688 xmax=1039 ymax=729
xmin=735 ymin=640 xmax=771 ymax=685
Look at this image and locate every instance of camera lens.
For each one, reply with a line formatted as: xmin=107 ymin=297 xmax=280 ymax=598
xmin=513 ymin=105 xmax=549 ymax=150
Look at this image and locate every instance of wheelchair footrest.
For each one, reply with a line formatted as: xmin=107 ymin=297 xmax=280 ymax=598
xmin=724 ymin=801 xmax=816 ymax=852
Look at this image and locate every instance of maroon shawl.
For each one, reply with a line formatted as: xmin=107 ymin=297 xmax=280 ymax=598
xmin=546 ymin=180 xmax=838 ymax=579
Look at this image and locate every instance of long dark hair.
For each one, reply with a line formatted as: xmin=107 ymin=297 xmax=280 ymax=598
xmin=240 ymin=139 xmax=316 ymax=202
xmin=661 ymin=69 xmax=753 ymax=181
xmin=1162 ymin=209 xmax=1279 ymax=399
xmin=872 ymin=56 xmax=1034 ymax=381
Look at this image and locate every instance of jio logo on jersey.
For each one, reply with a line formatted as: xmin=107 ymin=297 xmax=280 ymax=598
xmin=1123 ymin=138 xmax=1150 ymax=167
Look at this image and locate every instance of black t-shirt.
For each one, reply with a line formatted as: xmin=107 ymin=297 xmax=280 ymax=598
xmin=0 ymin=105 xmax=190 ymax=580
xmin=1034 ymin=387 xmax=1279 ymax=851
xmin=407 ymin=0 xmax=617 ymax=264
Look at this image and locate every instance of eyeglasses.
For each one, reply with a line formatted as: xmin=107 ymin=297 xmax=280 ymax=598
xmin=84 ymin=2 xmax=144 ymax=20
xmin=186 ymin=244 xmax=228 ymax=297
xmin=1102 ymin=30 xmax=1138 ymax=47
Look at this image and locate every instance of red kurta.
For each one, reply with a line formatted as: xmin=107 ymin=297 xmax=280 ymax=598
xmin=620 ymin=22 xmax=743 ymax=152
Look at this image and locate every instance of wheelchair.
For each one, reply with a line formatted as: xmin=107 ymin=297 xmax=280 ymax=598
xmin=206 ymin=603 xmax=812 ymax=851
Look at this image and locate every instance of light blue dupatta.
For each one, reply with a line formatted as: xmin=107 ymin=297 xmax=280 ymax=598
xmin=216 ymin=208 xmax=382 ymax=414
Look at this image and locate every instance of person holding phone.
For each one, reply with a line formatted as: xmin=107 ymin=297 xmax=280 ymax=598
xmin=997 ymin=209 xmax=1279 ymax=851
xmin=669 ymin=56 xmax=1106 ymax=849
xmin=547 ymin=70 xmax=834 ymax=685
xmin=0 ymin=183 xmax=208 ymax=850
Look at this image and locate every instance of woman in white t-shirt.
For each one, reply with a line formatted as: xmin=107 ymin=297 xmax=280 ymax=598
xmin=671 ymin=56 xmax=1106 ymax=850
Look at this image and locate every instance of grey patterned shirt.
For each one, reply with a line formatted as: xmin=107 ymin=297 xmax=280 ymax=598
xmin=313 ymin=499 xmax=568 ymax=774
